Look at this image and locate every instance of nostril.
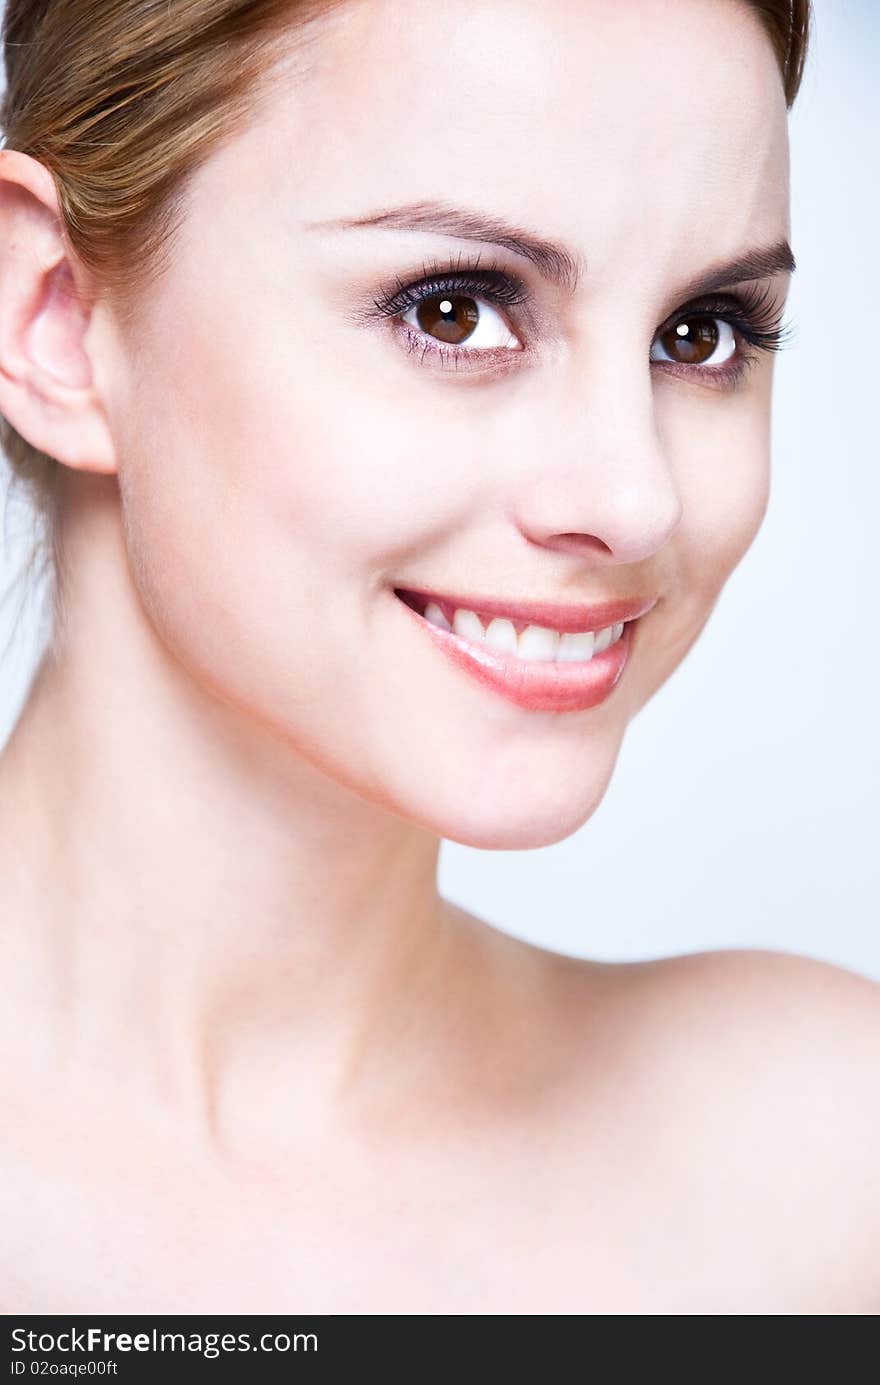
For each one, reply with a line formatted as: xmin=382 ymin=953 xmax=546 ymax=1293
xmin=527 ymin=533 xmax=615 ymax=560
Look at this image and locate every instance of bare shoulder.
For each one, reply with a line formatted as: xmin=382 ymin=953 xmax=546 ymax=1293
xmin=584 ymin=945 xmax=880 ymax=1147
xmin=634 ymin=947 xmax=880 ymax=1139
xmin=620 ymin=942 xmax=880 ymax=1037
xmin=550 ymin=945 xmax=880 ymax=1308
xmin=627 ymin=945 xmax=880 ymax=1095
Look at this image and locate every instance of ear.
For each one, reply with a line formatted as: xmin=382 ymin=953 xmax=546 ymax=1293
xmin=0 ymin=149 xmax=117 ymax=474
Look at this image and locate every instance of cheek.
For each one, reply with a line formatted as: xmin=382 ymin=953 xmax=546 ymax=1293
xmin=618 ymin=390 xmax=772 ymax=719
xmin=129 ymin=290 xmax=473 ymax=588
xmin=111 ymin=297 xmax=484 ymax=800
xmin=666 ymin=388 xmax=772 ymax=598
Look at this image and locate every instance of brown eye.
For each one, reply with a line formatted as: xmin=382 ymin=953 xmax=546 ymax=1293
xmin=651 ymin=315 xmax=736 ymax=368
xmin=402 ymin=293 xmax=520 ymax=353
xmin=415 ymin=293 xmax=480 ymax=345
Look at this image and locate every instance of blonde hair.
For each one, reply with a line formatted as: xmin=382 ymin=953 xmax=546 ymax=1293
xmin=0 ymin=0 xmax=812 ymax=628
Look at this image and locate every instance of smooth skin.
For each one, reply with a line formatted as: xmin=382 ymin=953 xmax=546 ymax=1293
xmin=0 ymin=0 xmax=877 ymax=1313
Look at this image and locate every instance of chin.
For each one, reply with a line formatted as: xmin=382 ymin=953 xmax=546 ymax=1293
xmin=429 ymin=765 xmax=618 ymax=852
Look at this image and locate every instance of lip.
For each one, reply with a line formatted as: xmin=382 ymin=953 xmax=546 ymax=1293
xmin=393 ymin=586 xmax=657 ymax=635
xmin=393 ymin=587 xmax=653 ymax=714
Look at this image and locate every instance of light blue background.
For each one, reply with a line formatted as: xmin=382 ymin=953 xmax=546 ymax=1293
xmin=2 ymin=0 xmax=877 ymax=977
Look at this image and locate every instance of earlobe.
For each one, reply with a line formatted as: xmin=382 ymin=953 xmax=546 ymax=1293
xmin=0 ymin=149 xmax=117 ymax=475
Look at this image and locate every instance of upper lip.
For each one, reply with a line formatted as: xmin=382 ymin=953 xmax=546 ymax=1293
xmin=394 ymin=586 xmax=658 ymax=634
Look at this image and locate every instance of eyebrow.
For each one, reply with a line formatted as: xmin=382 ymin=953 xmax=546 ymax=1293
xmin=303 ymin=199 xmax=796 ymax=298
xmin=304 ymin=200 xmax=583 ymax=292
xmin=678 ymin=240 xmax=796 ymax=300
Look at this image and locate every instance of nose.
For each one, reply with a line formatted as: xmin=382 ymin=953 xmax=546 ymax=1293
xmin=509 ymin=356 xmax=683 ymax=567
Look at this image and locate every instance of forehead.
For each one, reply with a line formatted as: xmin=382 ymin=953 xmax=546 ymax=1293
xmin=201 ymin=0 xmax=790 ymax=281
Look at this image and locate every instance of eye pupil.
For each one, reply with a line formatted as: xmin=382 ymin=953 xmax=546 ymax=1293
xmin=660 ymin=316 xmax=718 ymax=364
xmin=416 ymin=293 xmax=480 ymax=345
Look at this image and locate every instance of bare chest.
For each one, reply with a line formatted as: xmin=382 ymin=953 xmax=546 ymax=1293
xmin=0 ymin=1122 xmax=844 ymax=1314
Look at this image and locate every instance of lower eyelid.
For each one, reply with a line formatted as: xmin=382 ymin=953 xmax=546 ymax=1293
xmin=397 ymin=316 xmax=526 ymax=366
xmin=651 ymin=352 xmax=757 ymax=391
xmin=394 ymin=307 xmax=759 ymax=385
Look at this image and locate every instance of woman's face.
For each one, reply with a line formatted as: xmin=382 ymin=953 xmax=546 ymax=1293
xmin=101 ymin=0 xmax=791 ymax=848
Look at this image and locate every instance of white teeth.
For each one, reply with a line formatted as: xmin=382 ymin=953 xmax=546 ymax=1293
xmin=436 ymin=604 xmax=625 ymax=663
xmin=556 ymin=630 xmax=596 ymax=662
xmin=424 ymin=601 xmax=452 ymax=632
xmin=452 ymin=608 xmax=485 ymax=643
xmin=517 ymin=624 xmax=560 ymax=661
xmin=483 ymin=617 xmax=518 ymax=654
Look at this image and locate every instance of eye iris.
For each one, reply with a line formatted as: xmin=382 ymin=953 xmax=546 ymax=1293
xmin=661 ymin=317 xmax=719 ymax=364
xmin=416 ymin=293 xmax=480 ymax=345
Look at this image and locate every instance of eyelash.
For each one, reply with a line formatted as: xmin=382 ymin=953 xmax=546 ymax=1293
xmin=367 ymin=254 xmax=793 ymax=388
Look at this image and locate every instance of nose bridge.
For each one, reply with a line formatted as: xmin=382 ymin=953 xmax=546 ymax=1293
xmin=511 ymin=337 xmax=683 ymax=565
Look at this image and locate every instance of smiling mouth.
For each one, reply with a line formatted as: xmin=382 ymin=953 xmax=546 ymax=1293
xmin=393 ymin=586 xmax=649 ymax=664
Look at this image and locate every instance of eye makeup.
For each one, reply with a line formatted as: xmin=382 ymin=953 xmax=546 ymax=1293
xmin=359 ymin=251 xmax=793 ymax=388
xmin=651 ymin=279 xmax=793 ymax=390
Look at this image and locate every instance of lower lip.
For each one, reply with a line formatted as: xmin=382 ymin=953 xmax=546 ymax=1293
xmin=394 ymin=593 xmax=635 ymax=713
